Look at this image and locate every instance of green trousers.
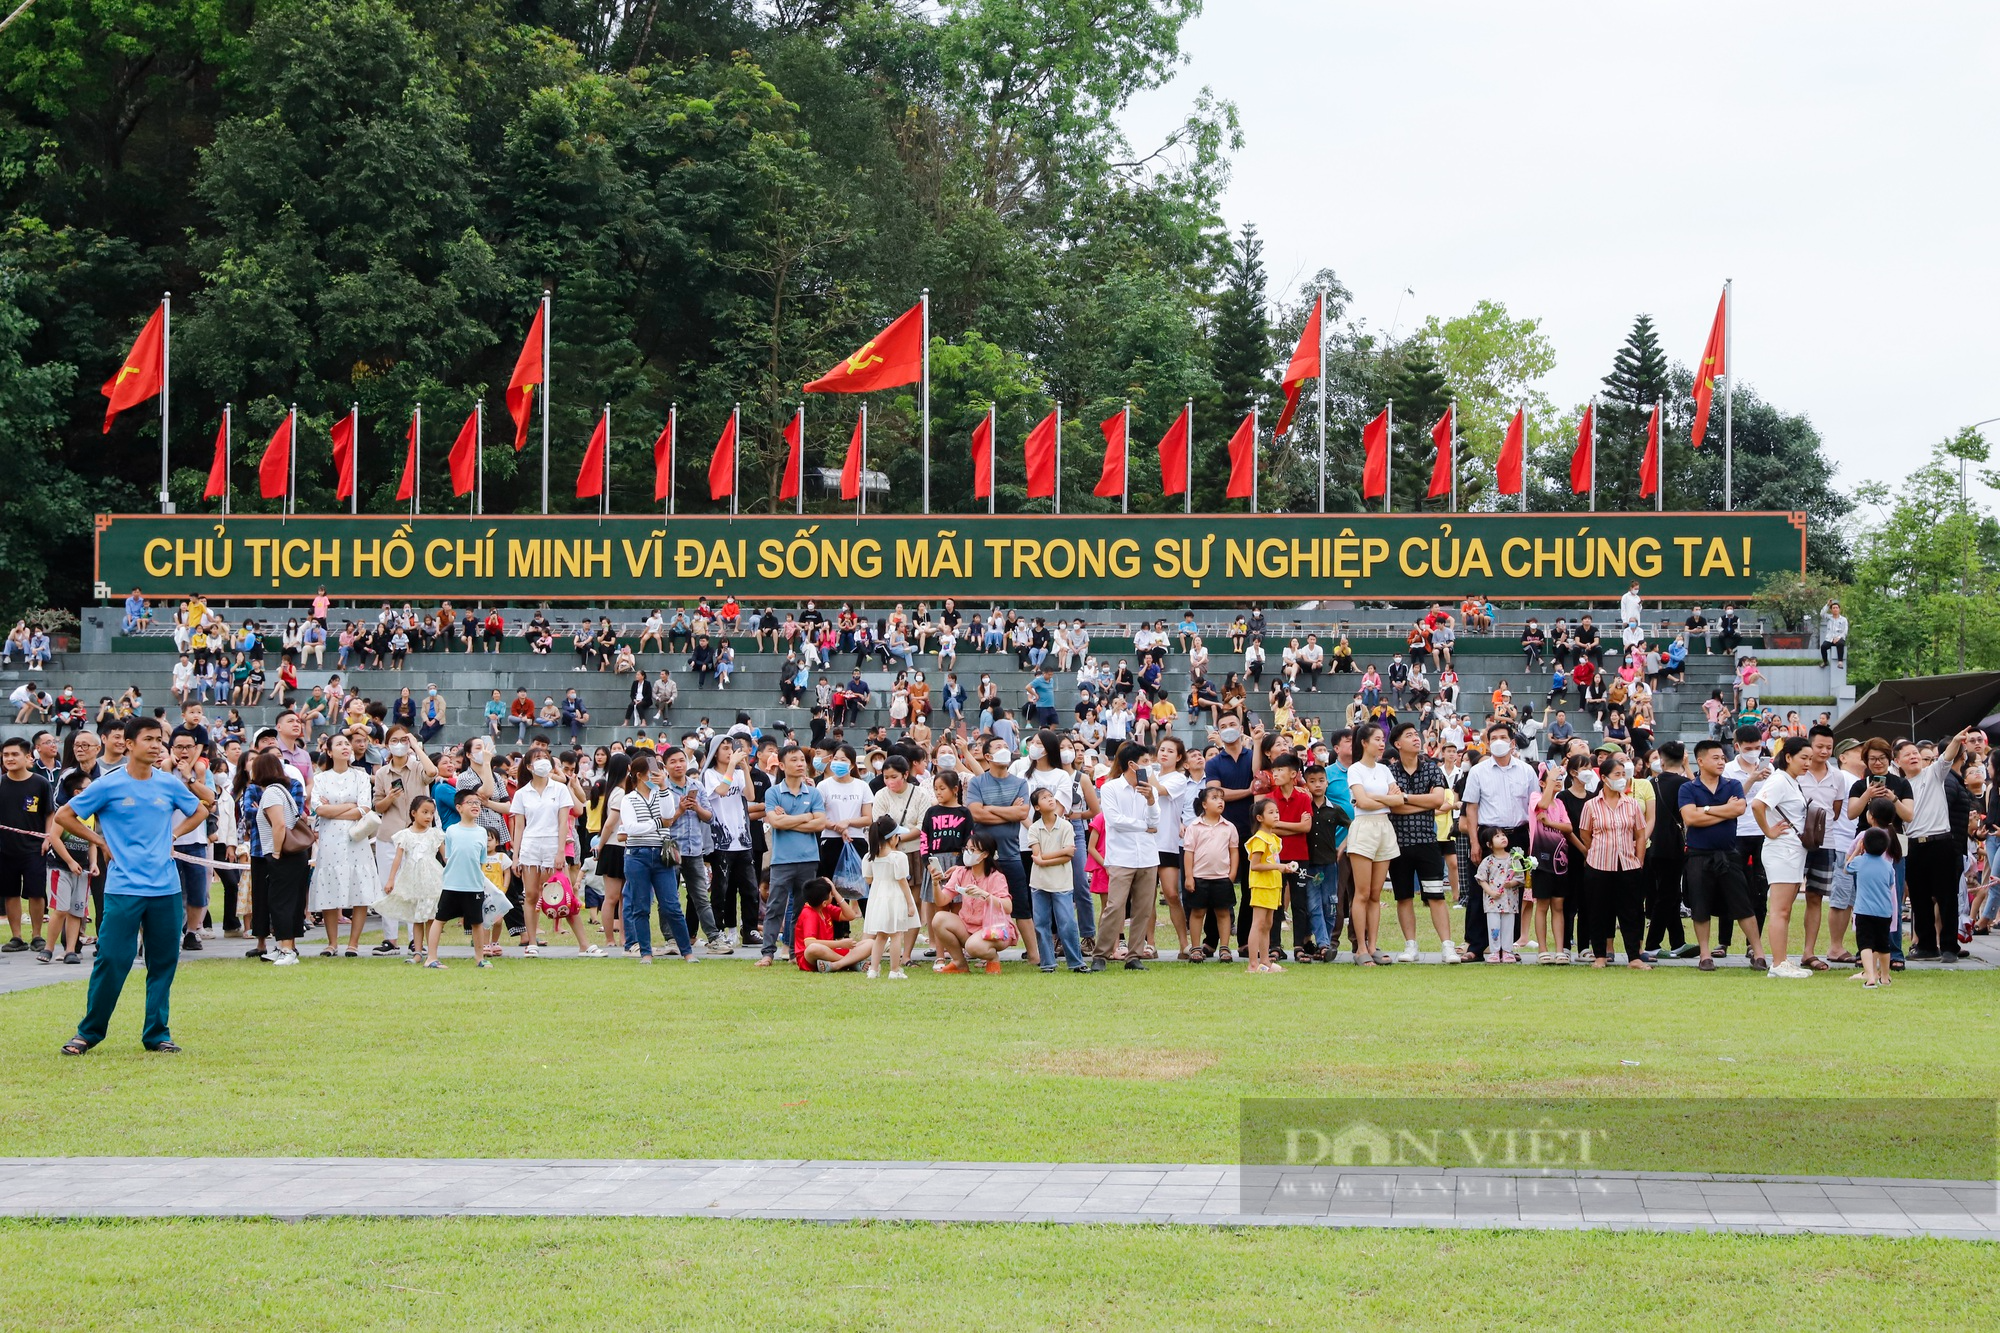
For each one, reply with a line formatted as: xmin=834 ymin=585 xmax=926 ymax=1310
xmin=77 ymin=893 xmax=182 ymax=1048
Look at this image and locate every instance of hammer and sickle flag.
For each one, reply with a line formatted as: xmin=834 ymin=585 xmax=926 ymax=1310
xmin=804 ymin=302 xmax=924 ymax=395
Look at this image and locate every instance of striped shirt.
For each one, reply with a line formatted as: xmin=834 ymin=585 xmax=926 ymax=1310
xmin=1579 ymin=793 xmax=1647 ymax=872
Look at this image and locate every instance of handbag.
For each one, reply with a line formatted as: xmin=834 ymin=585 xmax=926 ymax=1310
xmin=832 ymin=839 xmax=866 ymax=893
xmin=1801 ymin=802 xmax=1827 ymax=851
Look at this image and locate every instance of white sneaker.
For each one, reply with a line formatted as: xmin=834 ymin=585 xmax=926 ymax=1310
xmin=887 ymin=969 xmax=908 ymax=980
xmin=269 ymin=949 xmax=298 ymax=967
xmin=865 ymin=964 xmax=880 ymax=979
xmin=1770 ymin=960 xmax=1812 ymax=979
xmin=1441 ymin=940 xmax=1460 ymax=964
xmin=1399 ymin=940 xmax=1420 ymax=963
xmin=523 ymin=943 xmax=539 ymax=957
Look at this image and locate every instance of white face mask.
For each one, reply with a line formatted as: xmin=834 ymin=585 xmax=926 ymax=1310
xmin=1488 ymin=739 xmax=1512 ymax=758
xmin=936 ymin=754 xmax=957 ymax=771
xmin=1027 ymin=742 xmax=1045 ymax=760
xmin=1607 ymin=775 xmax=1628 ymax=792
xmin=1580 ymin=770 xmax=1600 ymax=793
xmin=1059 ymin=747 xmax=1075 ymax=765
xmin=1218 ymin=727 xmax=1242 ymax=745
xmin=531 ymin=759 xmax=552 ymax=778
xmin=961 ymin=850 xmax=983 ymax=867
xmin=388 ymin=743 xmax=408 ymax=758
xmin=991 ymin=749 xmax=1011 ymax=765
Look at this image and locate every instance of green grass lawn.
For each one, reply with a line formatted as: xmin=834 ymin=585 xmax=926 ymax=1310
xmin=11 ymin=1216 xmax=1997 ymax=1331
xmin=3 ymin=956 xmax=1995 ymax=1176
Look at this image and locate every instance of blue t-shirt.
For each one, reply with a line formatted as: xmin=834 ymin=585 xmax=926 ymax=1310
xmin=1031 ymin=676 xmax=1054 ymax=709
xmin=64 ymin=766 xmax=200 ymax=897
xmin=432 ymin=779 xmax=463 ymax=829
xmin=965 ymin=771 xmax=1029 ymax=859
xmin=1678 ymin=775 xmax=1745 ymax=853
xmin=766 ymin=781 xmax=826 ymax=865
xmin=441 ymin=822 xmax=491 ymax=893
xmin=1205 ymin=747 xmax=1256 ymax=832
xmin=1852 ymin=852 xmax=1896 ymax=920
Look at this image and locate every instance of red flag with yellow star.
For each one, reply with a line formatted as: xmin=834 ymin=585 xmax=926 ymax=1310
xmin=101 ymin=304 xmax=165 ymax=432
xmin=804 ymin=303 xmax=924 ymax=394
xmin=1690 ymin=289 xmax=1726 ymax=448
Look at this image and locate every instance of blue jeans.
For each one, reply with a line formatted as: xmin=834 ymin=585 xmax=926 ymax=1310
xmin=1033 ymin=888 xmax=1084 ymax=969
xmin=1069 ymin=819 xmax=1096 ymax=937
xmin=622 ymin=847 xmax=691 ymax=958
xmin=763 ymin=860 xmax=819 ymax=959
xmin=1027 ymin=647 xmax=1047 ymax=668
xmin=1302 ymin=862 xmax=1339 ymax=949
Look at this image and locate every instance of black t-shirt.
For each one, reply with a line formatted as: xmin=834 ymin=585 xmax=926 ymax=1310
xmin=170 ymin=722 xmax=212 ymax=751
xmin=1849 ymin=773 xmax=1913 ymax=813
xmin=0 ymin=774 xmax=53 ymax=859
xmin=1572 ymin=624 xmax=1599 ymax=648
xmin=1652 ymin=771 xmax=1688 ymax=855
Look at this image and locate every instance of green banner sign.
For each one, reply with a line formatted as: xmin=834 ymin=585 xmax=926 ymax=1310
xmin=95 ymin=511 xmax=1806 ymax=603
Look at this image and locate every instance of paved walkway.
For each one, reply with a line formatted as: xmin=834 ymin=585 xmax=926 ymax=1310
xmin=0 ymin=1158 xmax=1992 ymax=1239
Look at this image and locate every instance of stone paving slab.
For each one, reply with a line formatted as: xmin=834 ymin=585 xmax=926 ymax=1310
xmin=0 ymin=1157 xmax=1992 ymax=1239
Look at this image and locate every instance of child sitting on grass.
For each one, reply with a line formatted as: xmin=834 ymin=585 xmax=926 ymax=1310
xmin=799 ymin=877 xmax=864 ymax=972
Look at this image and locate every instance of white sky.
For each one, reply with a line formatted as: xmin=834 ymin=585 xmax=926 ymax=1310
xmin=1120 ymin=0 xmax=2000 ymax=499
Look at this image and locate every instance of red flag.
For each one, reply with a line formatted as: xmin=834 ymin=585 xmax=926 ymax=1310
xmin=203 ymin=415 xmax=229 ymax=500
xmin=1156 ymin=407 xmax=1190 ymax=496
xmin=1690 ymin=289 xmax=1726 ymax=448
xmin=840 ymin=412 xmax=864 ymax=500
xmin=651 ymin=415 xmax=674 ymax=502
xmin=1427 ymin=405 xmax=1453 ymax=499
xmin=576 ymin=411 xmax=607 ymax=498
xmin=1225 ymin=412 xmax=1255 ymax=499
xmin=1023 ymin=410 xmax=1057 ymax=498
xmin=971 ymin=413 xmax=994 ymax=498
xmin=448 ymin=409 xmax=479 ymax=496
xmin=396 ymin=413 xmax=420 ymax=503
xmin=1640 ymin=401 xmax=1662 ymax=498
xmin=805 ymin=303 xmax=924 ymax=394
xmin=506 ymin=302 xmax=545 ymax=450
xmin=1496 ymin=408 xmax=1525 ymax=496
xmin=101 ymin=305 xmax=166 ymax=433
xmin=1094 ymin=408 xmax=1127 ymax=498
xmin=778 ymin=410 xmax=803 ymax=501
xmin=1570 ymin=403 xmax=1594 ymax=494
xmin=1275 ymin=295 xmax=1322 ymax=437
xmin=1361 ymin=408 xmax=1389 ymax=499
xmin=707 ymin=413 xmax=736 ymax=500
xmin=257 ymin=413 xmax=292 ymax=500
xmin=331 ymin=411 xmax=357 ymax=500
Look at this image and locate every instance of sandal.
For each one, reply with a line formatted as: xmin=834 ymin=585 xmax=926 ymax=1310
xmin=1216 ymin=948 xmax=1233 ymax=964
xmin=60 ymin=1037 xmax=94 ymax=1057
xmin=1826 ymin=951 xmax=1858 ymax=964
xmin=344 ymin=949 xmax=359 ymax=958
xmin=318 ymin=948 xmax=336 ymax=957
xmin=1801 ymin=955 xmax=1830 ymax=972
xmin=424 ymin=959 xmax=446 ymax=969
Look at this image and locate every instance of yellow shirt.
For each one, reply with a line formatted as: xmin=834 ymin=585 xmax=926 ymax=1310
xmin=1152 ymin=698 xmax=1178 ymax=727
xmin=1246 ymin=830 xmax=1283 ymax=891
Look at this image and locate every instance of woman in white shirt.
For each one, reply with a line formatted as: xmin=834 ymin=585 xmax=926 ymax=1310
xmin=1089 ymin=742 xmax=1162 ymax=968
xmin=815 ymin=744 xmax=874 ymax=881
xmin=509 ymin=750 xmax=575 ymax=956
xmin=1151 ymin=736 xmax=1193 ymax=957
xmin=1753 ymin=735 xmax=1814 ymax=978
xmin=1104 ymin=695 xmax=1131 ymax=743
xmin=307 ymin=734 xmax=378 ymax=956
xmin=1344 ymin=722 xmax=1400 ymax=966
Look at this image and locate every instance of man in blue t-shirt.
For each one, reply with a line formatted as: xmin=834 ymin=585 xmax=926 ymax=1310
xmin=1678 ymin=737 xmax=1767 ymax=970
xmin=54 ymin=716 xmax=206 ymax=1053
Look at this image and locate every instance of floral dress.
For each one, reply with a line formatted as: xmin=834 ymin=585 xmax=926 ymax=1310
xmin=374 ymin=825 xmax=446 ymax=924
xmin=307 ymin=764 xmax=382 ymax=911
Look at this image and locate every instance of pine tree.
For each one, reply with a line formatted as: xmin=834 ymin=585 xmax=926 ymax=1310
xmin=1595 ymin=314 xmax=1672 ymax=510
xmin=1391 ymin=342 xmax=1452 ymax=511
xmin=1200 ymin=225 xmax=1270 ymax=510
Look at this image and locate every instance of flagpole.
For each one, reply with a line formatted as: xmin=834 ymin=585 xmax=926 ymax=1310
xmin=1121 ymin=400 xmax=1130 ymax=514
xmin=1588 ymin=396 xmax=1597 ymax=513
xmin=730 ymin=402 xmax=740 ymax=519
xmin=602 ymin=403 xmax=611 ymax=524
xmin=1185 ymin=398 xmax=1192 ymax=515
xmin=1449 ymin=399 xmax=1458 ymax=513
xmin=1315 ymin=289 xmax=1327 ymax=513
xmin=286 ymin=402 xmax=297 ymax=519
xmin=1053 ymin=403 xmax=1062 ymax=515
xmin=222 ymin=402 xmax=231 ymax=518
xmin=1519 ymin=400 xmax=1528 ymax=514
xmin=475 ymin=400 xmax=483 ymax=517
xmin=404 ymin=403 xmax=413 ymax=517
xmin=1722 ymin=277 xmax=1734 ymax=512
xmin=921 ymin=288 xmax=931 ymax=515
xmin=1250 ymin=406 xmax=1259 ymax=515
xmin=1656 ymin=400 xmax=1665 ymax=513
xmin=159 ymin=292 xmax=171 ymax=513
xmin=859 ymin=403 xmax=868 ymax=521
xmin=539 ymin=288 xmax=551 ymax=515
xmin=987 ymin=402 xmax=996 ymax=515
xmin=668 ymin=403 xmax=677 ymax=517
xmin=795 ymin=403 xmax=805 ymax=516
xmin=1384 ymin=402 xmax=1393 ymax=514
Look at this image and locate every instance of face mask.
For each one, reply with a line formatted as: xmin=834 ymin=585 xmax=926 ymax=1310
xmin=1218 ymin=727 xmax=1242 ymax=745
xmin=388 ymin=743 xmax=408 ymax=758
xmin=1581 ymin=770 xmax=1600 ymax=793
xmin=426 ymin=687 xmax=436 ymax=696
xmin=1027 ymin=742 xmax=1045 ymax=760
xmin=1059 ymin=747 xmax=1075 ymax=765
xmin=829 ymin=760 xmax=850 ymax=777
xmin=870 ymin=761 xmax=884 ymax=773
xmin=1649 ymin=756 xmax=1664 ymax=774
xmin=812 ymin=756 xmax=827 ymax=773
xmin=531 ymin=759 xmax=552 ymax=778
xmin=1489 ymin=739 xmax=1512 ymax=758
xmin=961 ymin=850 xmax=984 ymax=867
xmin=1607 ymin=775 xmax=1628 ymax=792
xmin=992 ymin=749 xmax=1011 ymax=765
xmin=937 ymin=753 xmax=957 ymax=771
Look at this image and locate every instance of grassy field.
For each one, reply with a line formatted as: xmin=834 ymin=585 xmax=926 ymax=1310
xmin=10 ymin=1215 xmax=1997 ymax=1331
xmin=2 ymin=956 xmax=1994 ymax=1176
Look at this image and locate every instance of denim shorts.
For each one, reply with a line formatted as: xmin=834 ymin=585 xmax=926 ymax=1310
xmin=1827 ymin=854 xmax=1856 ymax=911
xmin=178 ymin=855 xmax=210 ymax=908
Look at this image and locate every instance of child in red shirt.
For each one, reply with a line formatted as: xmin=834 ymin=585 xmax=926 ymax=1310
xmin=796 ymin=877 xmax=864 ymax=972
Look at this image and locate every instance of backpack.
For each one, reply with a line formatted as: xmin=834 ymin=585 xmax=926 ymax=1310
xmin=1801 ymin=802 xmax=1827 ymax=851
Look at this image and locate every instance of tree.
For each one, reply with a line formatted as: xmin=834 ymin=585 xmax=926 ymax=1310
xmin=1594 ymin=313 xmax=1671 ymax=512
xmin=1389 ymin=341 xmax=1452 ymax=512
xmin=1199 ymin=223 xmax=1268 ymax=510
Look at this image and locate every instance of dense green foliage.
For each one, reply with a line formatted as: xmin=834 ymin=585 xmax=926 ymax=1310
xmin=3 ymin=0 xmax=1854 ymax=618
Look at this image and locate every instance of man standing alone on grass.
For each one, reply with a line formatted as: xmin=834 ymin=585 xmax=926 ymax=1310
xmin=55 ymin=716 xmax=207 ymax=1055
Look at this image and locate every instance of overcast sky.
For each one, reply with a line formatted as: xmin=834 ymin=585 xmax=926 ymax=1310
xmin=1120 ymin=1 xmax=2000 ymax=500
